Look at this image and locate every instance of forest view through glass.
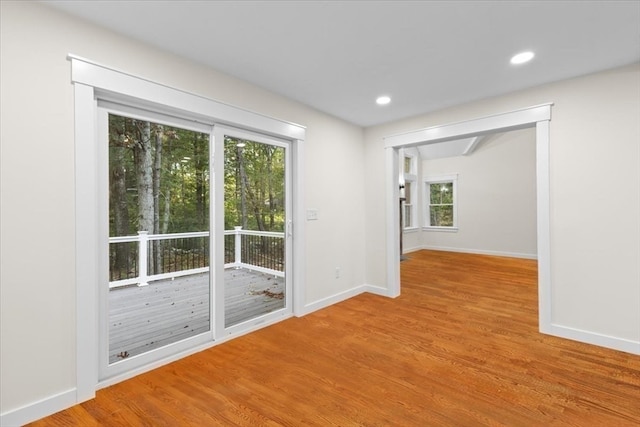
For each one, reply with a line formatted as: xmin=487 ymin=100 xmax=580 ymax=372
xmin=224 ymin=136 xmax=286 ymax=327
xmin=108 ymin=113 xmax=210 ymax=364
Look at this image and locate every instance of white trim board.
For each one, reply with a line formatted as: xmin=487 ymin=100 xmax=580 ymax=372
xmin=300 ymin=286 xmax=369 ymax=316
xmin=384 ymin=103 xmax=552 ymax=148
xmin=385 ymin=104 xmax=638 ymax=356
xmin=299 ymin=284 xmax=395 ymax=316
xmin=0 ymin=388 xmax=76 ymax=427
xmin=418 ymin=245 xmax=538 ymax=260
xmin=69 ymin=55 xmax=306 ymax=140
xmin=547 ymin=324 xmax=640 ymax=356
xmin=384 ymin=103 xmax=555 ymax=339
xmin=70 ymin=55 xmax=307 ymax=416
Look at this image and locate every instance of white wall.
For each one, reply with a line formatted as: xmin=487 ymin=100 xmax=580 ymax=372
xmin=0 ymin=1 xmax=364 ymax=417
xmin=364 ymin=63 xmax=640 ymax=352
xmin=2 ymin=1 xmax=639 ymax=422
xmin=420 ymin=128 xmax=537 ymax=258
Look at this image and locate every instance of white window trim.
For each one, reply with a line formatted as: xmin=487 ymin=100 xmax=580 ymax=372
xmin=70 ymin=55 xmax=306 ymax=402
xmin=402 ymin=153 xmax=418 ymax=229
xmin=403 ymin=152 xmax=417 ymax=175
xmin=423 ymin=174 xmax=458 ymax=231
xmin=96 ymin=104 xmax=213 ymax=382
xmin=423 ymin=226 xmax=458 ymax=233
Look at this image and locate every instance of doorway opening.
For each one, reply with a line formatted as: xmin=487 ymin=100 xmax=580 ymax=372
xmin=384 ymin=104 xmax=552 ymax=333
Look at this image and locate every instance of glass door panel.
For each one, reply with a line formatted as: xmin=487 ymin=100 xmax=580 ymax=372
xmin=223 ymin=135 xmax=288 ymax=327
xmin=107 ymin=112 xmax=211 ymax=365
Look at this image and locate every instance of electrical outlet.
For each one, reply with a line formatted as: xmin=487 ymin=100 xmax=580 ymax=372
xmin=335 ymin=267 xmax=340 ymax=279
xmin=307 ymin=209 xmax=318 ymax=220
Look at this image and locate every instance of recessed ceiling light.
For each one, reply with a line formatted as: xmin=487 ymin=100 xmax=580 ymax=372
xmin=376 ymin=95 xmax=391 ymax=105
xmin=510 ymin=51 xmax=535 ymax=65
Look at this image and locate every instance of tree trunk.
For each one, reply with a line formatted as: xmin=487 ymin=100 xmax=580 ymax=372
xmin=194 ymin=134 xmax=206 ymax=229
xmin=266 ymin=146 xmax=275 ymax=230
xmin=239 ymin=163 xmax=266 ymax=231
xmin=152 ymin=125 xmax=163 ymax=274
xmin=161 ymin=137 xmax=172 ymax=234
xmin=134 ymin=120 xmax=155 ymax=273
xmin=161 ymin=190 xmax=171 ymax=234
xmin=238 ymin=145 xmax=248 ymax=229
xmin=109 ymin=116 xmax=130 ymax=273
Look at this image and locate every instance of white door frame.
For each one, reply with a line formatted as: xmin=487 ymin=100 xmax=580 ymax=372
xmin=96 ymin=102 xmax=216 ymax=381
xmin=71 ymin=55 xmax=306 ymax=401
xmin=383 ymin=103 xmax=553 ymax=333
xmin=213 ymin=126 xmax=294 ymax=338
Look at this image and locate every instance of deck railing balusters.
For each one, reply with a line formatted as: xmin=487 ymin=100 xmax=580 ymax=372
xmin=109 ymin=227 xmax=284 ymax=288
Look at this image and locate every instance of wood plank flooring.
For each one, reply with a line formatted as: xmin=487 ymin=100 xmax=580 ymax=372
xmin=30 ymin=250 xmax=640 ymax=426
xmin=109 ymin=269 xmax=284 ymax=363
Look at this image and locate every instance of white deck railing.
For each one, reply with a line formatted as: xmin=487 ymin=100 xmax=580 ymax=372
xmin=109 ymin=227 xmax=284 ymax=289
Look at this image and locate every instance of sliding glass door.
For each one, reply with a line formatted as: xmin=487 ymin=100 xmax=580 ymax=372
xmin=99 ymin=103 xmax=214 ymax=379
xmin=215 ymin=127 xmax=292 ymax=335
xmin=98 ymin=107 xmax=293 ymax=381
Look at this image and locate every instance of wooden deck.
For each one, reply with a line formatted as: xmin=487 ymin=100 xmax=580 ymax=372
xmin=109 ymin=268 xmax=284 ymax=363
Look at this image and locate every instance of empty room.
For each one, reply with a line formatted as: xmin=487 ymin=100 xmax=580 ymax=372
xmin=1 ymin=1 xmax=639 ymax=426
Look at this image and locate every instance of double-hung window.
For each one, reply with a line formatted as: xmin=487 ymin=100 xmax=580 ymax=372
xmin=424 ymin=174 xmax=458 ymax=231
xmin=402 ymin=154 xmax=417 ymax=229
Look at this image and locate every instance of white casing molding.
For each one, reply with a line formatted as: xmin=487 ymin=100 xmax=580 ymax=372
xmin=68 ymin=55 xmax=307 ymax=423
xmin=385 ymin=103 xmax=639 ymax=356
xmin=384 ymin=104 xmax=551 ymax=148
xmin=384 ymin=104 xmax=558 ymax=337
xmin=0 ymin=389 xmax=77 ymax=427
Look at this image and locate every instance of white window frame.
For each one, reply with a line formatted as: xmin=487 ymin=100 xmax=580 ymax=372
xmin=70 ymin=55 xmax=306 ymax=401
xmin=96 ymin=102 xmax=217 ymax=381
xmin=423 ymin=174 xmax=458 ymax=231
xmin=401 ymin=153 xmax=418 ymax=230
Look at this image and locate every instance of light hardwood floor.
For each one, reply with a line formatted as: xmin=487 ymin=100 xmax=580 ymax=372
xmin=29 ymin=250 xmax=640 ymax=426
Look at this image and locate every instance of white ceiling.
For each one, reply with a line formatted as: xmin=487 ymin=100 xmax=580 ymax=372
xmin=44 ymin=1 xmax=640 ymax=127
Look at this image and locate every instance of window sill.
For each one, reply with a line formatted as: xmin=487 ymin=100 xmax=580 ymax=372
xmin=403 ymin=227 xmax=419 ymax=233
xmin=422 ymin=226 xmax=458 ymax=233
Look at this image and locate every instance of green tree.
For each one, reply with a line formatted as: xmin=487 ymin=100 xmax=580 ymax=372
xmin=223 ymin=137 xmax=284 ymax=232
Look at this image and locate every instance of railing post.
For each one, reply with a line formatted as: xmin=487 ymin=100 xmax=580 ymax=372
xmin=234 ymin=226 xmax=242 ymax=267
xmin=138 ymin=231 xmax=149 ymax=286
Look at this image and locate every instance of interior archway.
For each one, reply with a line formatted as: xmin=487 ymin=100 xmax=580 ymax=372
xmin=383 ymin=104 xmax=552 ymax=333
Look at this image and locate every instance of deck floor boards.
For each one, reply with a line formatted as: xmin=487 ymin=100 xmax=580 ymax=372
xmin=109 ymin=268 xmax=284 ymax=363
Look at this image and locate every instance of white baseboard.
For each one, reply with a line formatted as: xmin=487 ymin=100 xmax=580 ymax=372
xmin=301 ymin=282 xmax=397 ymax=315
xmin=419 ymin=245 xmax=538 ymax=260
xmin=0 ymin=387 xmax=76 ymax=427
xmin=301 ymin=285 xmax=369 ymax=315
xmin=363 ymin=284 xmax=394 ymax=297
xmin=402 ymin=245 xmax=423 ymax=254
xmin=546 ymin=323 xmax=640 ymax=356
